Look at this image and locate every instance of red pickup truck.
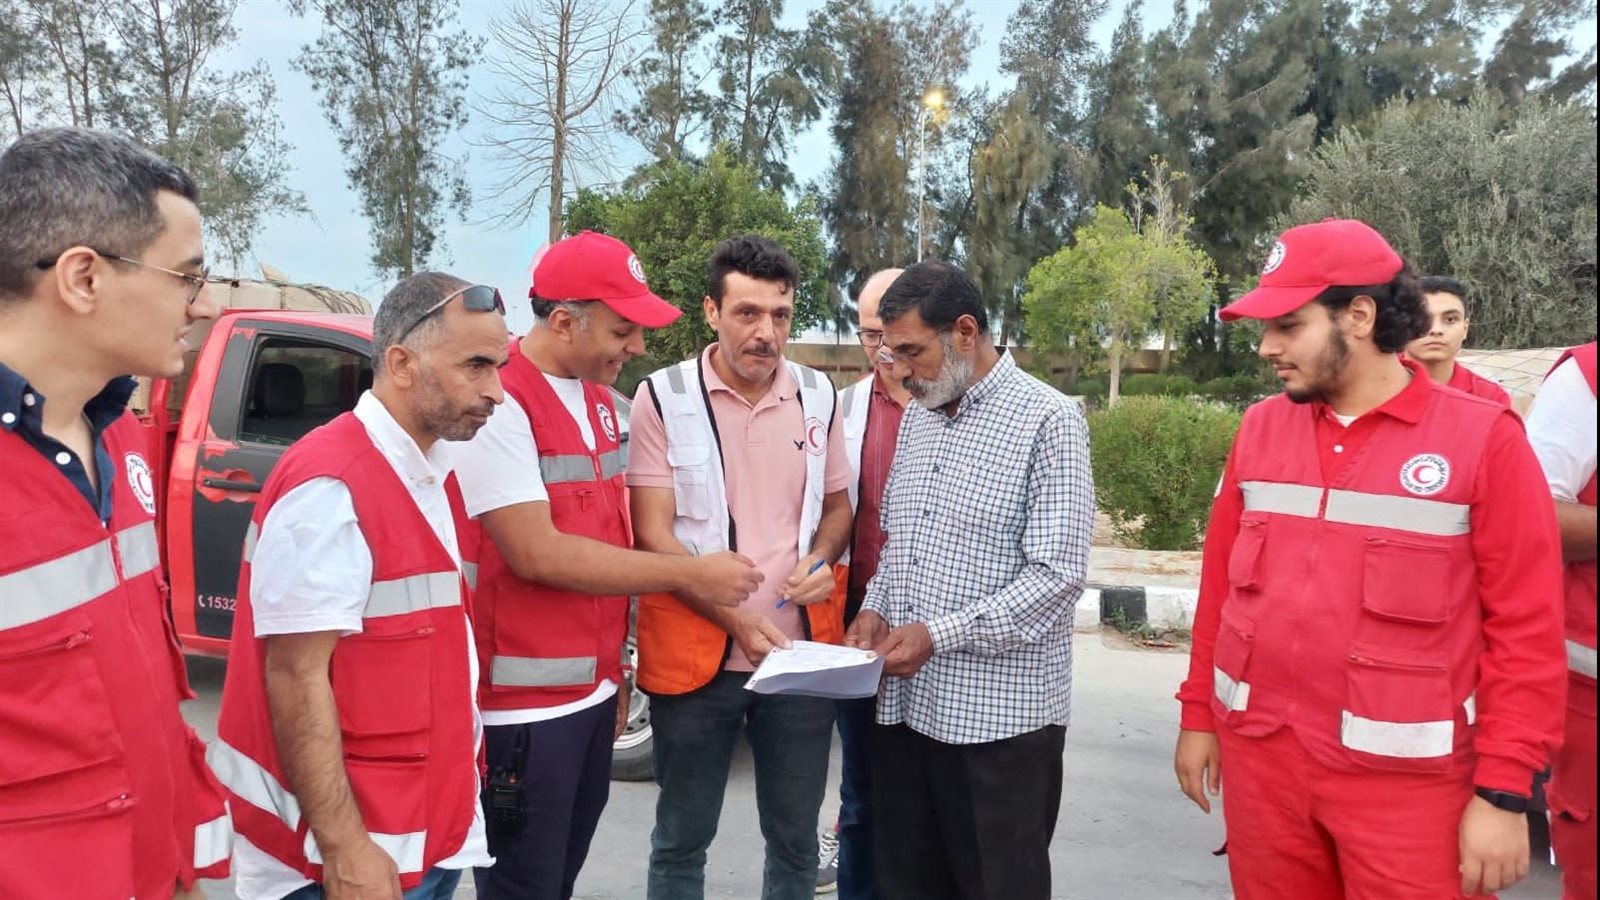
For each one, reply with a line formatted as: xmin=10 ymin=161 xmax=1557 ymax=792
xmin=137 ymin=307 xmax=654 ymax=779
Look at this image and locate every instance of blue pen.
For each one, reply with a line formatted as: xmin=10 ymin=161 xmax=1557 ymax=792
xmin=776 ymin=558 xmax=828 ymax=608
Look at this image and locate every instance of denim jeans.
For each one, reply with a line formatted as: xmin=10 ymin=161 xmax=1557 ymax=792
xmin=647 ymin=670 xmax=835 ymax=900
xmin=834 ymin=695 xmax=878 ymax=900
xmin=280 ymin=865 xmax=462 ymax=900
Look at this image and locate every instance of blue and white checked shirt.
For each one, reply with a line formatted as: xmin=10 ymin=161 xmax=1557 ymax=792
xmin=861 ymin=350 xmax=1095 ymax=744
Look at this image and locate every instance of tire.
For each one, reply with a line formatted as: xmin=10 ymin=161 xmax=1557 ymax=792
xmin=610 ymin=619 xmax=655 ymax=782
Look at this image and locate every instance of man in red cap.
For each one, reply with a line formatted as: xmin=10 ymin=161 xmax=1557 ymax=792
xmin=1405 ymin=276 xmax=1511 ymax=406
xmin=452 ymin=231 xmax=763 ymax=900
xmin=1525 ymin=340 xmax=1597 ymax=900
xmin=1173 ymin=218 xmax=1567 ymax=899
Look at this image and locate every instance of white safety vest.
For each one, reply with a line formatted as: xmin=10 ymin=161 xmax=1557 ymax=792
xmin=838 ymin=375 xmax=874 ymax=565
xmin=646 ymin=355 xmax=838 ymax=558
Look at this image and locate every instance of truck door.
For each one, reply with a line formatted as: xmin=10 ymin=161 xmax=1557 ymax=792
xmin=172 ymin=318 xmax=372 ymax=653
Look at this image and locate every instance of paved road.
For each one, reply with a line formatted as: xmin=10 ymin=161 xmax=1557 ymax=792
xmin=187 ymin=635 xmax=1564 ymax=899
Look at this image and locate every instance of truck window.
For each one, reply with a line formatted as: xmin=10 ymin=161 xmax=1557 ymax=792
xmin=239 ymin=339 xmax=372 ymax=446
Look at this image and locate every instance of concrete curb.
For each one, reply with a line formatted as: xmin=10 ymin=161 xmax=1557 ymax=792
xmin=1074 ymin=583 xmax=1200 ymax=633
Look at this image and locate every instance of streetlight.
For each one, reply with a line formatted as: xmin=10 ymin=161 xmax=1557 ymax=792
xmin=915 ymin=88 xmax=945 ymax=263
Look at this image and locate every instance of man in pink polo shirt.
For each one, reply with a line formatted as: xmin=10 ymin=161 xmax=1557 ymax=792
xmin=627 ymin=234 xmax=855 ymax=900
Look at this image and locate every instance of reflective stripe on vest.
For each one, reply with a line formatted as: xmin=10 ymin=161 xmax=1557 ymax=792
xmin=0 ymin=538 xmax=117 ymax=629
xmin=365 ymin=572 xmax=461 ymax=619
xmin=194 ymin=813 xmax=233 ymax=870
xmin=599 ymin=447 xmax=627 ymax=480
xmin=1569 ymin=639 xmax=1599 ymax=680
xmin=1213 ymin=666 xmax=1251 ymax=711
xmin=462 ymin=561 xmax=479 ymax=591
xmin=116 ymin=520 xmax=161 ymax=579
xmin=490 ymin=654 xmax=598 ymax=688
xmin=1239 ymin=481 xmax=1471 ymax=537
xmin=1340 ymin=710 xmax=1453 ymax=759
xmin=305 ymin=829 xmax=428 ymax=875
xmin=540 ymin=454 xmax=597 ymax=485
xmin=208 ymin=739 xmax=302 ymax=831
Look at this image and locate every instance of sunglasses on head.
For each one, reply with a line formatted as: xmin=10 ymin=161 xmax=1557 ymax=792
xmin=398 ymin=284 xmax=505 ymax=341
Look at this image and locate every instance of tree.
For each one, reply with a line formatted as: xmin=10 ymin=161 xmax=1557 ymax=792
xmin=6 ymin=0 xmax=301 ymax=268
xmin=1023 ymin=204 xmax=1215 ymax=404
xmin=1285 ymin=91 xmax=1597 ymax=348
xmin=617 ymin=0 xmax=714 ymax=165
xmin=1483 ymin=0 xmax=1597 ymax=105
xmin=820 ymin=0 xmax=975 ymax=305
xmin=565 ymin=146 xmax=830 ymax=372
xmin=707 ymin=0 xmax=835 ymax=191
xmin=108 ymin=0 xmax=303 ymax=266
xmin=292 ymin=0 xmax=478 ymax=279
xmin=479 ymin=0 xmax=644 ymax=238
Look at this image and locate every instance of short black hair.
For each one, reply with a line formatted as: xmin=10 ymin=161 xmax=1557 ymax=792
xmin=1419 ymin=275 xmax=1470 ymax=316
xmin=0 ymin=128 xmax=198 ymax=301
xmin=707 ymin=234 xmax=798 ymax=307
xmin=371 ymin=271 xmax=469 ymax=363
xmin=876 ymin=259 xmax=989 ymax=335
xmin=1315 ymin=262 xmax=1429 ymax=354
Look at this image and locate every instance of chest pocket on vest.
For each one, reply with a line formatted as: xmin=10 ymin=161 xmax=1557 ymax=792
xmin=1228 ymin=517 xmax=1268 ymax=591
xmin=1360 ymin=536 xmax=1451 ymax=626
xmin=667 ymin=440 xmax=716 ymax=521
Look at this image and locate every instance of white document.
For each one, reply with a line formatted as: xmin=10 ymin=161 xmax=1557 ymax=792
xmin=743 ymin=640 xmax=884 ymax=700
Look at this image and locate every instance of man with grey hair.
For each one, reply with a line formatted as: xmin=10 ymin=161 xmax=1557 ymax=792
xmin=847 ymin=259 xmax=1093 ymax=900
xmin=453 ymin=231 xmax=762 ymax=900
xmin=0 ymin=127 xmax=231 ymax=899
xmin=213 ymin=273 xmax=509 ymax=900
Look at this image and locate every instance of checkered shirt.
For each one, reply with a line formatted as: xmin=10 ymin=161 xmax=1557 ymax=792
xmin=861 ymin=350 xmax=1094 ymax=744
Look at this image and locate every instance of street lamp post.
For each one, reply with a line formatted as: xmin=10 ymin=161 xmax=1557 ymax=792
xmin=915 ymin=88 xmax=945 ymax=263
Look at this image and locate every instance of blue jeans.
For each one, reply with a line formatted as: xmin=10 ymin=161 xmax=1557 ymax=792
xmin=647 ymin=670 xmax=835 ymax=900
xmin=834 ymin=696 xmax=878 ymax=900
xmin=280 ymin=866 xmax=462 ymax=900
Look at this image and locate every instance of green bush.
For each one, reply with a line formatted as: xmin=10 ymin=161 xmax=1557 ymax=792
xmin=1195 ymin=372 xmax=1276 ymax=406
xmin=1122 ymin=373 xmax=1200 ymax=397
xmin=1089 ymin=396 xmax=1240 ymax=550
xmin=1064 ymin=377 xmax=1108 ymax=401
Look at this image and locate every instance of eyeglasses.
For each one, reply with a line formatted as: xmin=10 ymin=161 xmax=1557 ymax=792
xmin=36 ymin=248 xmax=213 ymax=306
xmin=398 ymin=284 xmax=505 ymax=341
xmin=857 ymin=329 xmax=884 ymax=349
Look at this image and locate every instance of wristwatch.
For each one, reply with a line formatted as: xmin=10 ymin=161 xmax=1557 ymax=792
xmin=1475 ymin=787 xmax=1532 ymax=814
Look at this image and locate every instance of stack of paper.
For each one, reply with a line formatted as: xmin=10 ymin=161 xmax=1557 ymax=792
xmin=743 ymin=640 xmax=884 ymax=700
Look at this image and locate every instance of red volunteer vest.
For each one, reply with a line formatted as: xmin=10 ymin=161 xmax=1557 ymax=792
xmin=472 ymin=344 xmax=630 ymax=710
xmin=1448 ymin=362 xmax=1512 ymax=407
xmin=212 ymin=413 xmax=477 ymax=890
xmin=0 ymin=414 xmax=229 ymax=900
xmin=1549 ymin=343 xmax=1598 ymax=702
xmin=1212 ymin=383 xmax=1505 ymax=774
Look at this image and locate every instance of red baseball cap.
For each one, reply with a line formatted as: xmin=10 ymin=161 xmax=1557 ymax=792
xmin=528 ymin=231 xmax=682 ymax=328
xmin=1219 ymin=219 xmax=1403 ymax=322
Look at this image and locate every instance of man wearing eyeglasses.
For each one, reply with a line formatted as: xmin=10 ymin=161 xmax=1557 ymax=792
xmin=214 ymin=273 xmax=509 ymax=900
xmin=817 ymin=267 xmax=908 ymax=899
xmin=450 ymin=232 xmax=763 ymax=900
xmin=0 ymin=128 xmax=232 ymax=900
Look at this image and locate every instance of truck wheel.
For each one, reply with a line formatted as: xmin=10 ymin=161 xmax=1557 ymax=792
xmin=611 ymin=633 xmax=654 ymax=782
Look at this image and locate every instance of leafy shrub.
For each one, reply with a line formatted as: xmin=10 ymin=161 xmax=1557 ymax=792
xmin=1195 ymin=372 xmax=1276 ymax=406
xmin=1089 ymin=397 xmax=1240 ymax=550
xmin=1122 ymin=373 xmax=1200 ymax=397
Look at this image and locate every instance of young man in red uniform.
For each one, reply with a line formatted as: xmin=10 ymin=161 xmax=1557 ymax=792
xmin=214 ymin=273 xmax=509 ymax=900
xmin=1405 ymin=276 xmax=1511 ymax=406
xmin=1173 ymin=219 xmax=1567 ymax=900
xmin=451 ymin=232 xmax=763 ymax=900
xmin=0 ymin=128 xmax=230 ymax=900
xmin=1526 ymin=341 xmax=1598 ymax=900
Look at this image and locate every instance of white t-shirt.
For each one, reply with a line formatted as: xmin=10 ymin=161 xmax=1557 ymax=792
xmin=235 ymin=392 xmax=493 ymax=900
xmin=453 ymin=371 xmax=618 ymax=726
xmin=1526 ymin=357 xmax=1598 ymax=502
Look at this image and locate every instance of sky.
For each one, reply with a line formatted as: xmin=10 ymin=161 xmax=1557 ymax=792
xmin=216 ymin=0 xmax=1142 ymax=336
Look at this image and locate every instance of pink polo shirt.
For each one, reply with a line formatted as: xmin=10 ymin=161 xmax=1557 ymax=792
xmin=627 ymin=345 xmax=853 ymax=670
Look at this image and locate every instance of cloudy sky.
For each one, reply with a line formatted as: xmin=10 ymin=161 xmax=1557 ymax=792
xmin=212 ymin=0 xmax=1137 ymax=335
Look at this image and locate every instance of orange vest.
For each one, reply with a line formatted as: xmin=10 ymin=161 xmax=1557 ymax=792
xmin=0 ymin=414 xmax=229 ymax=899
xmin=1213 ymin=384 xmax=1504 ymax=774
xmin=212 ymin=413 xmax=477 ymax=890
xmin=1550 ymin=343 xmax=1598 ymax=700
xmin=472 ymin=346 xmax=631 ymax=710
xmin=635 ymin=356 xmax=844 ymax=696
